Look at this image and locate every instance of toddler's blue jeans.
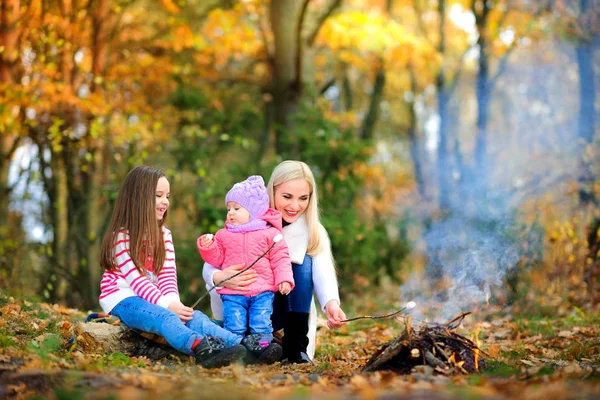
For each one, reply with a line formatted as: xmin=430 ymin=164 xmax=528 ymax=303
xmin=221 ymin=291 xmax=275 ymax=342
xmin=110 ymin=296 xmax=242 ymax=355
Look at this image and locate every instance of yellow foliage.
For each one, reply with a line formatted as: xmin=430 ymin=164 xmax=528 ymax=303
xmin=160 ymin=0 xmax=180 ymax=14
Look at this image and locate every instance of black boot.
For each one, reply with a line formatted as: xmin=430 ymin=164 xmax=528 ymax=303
xmin=241 ymin=334 xmax=283 ymax=365
xmin=282 ymin=312 xmax=312 ymax=364
xmin=194 ymin=335 xmax=247 ymax=368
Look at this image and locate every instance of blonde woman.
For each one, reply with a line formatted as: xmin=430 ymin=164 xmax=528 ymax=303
xmin=203 ymin=160 xmax=347 ymax=364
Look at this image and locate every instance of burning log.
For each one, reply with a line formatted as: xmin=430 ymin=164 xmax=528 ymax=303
xmin=362 ymin=313 xmax=486 ymax=374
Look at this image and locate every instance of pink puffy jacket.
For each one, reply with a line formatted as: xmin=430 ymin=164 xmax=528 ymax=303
xmin=197 ymin=208 xmax=294 ymax=297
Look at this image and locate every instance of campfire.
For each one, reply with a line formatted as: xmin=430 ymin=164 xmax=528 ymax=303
xmin=362 ymin=312 xmax=486 ymax=374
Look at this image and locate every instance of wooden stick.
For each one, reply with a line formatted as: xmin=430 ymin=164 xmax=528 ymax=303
xmin=191 ymin=241 xmax=277 ymax=309
xmin=425 ymin=350 xmax=447 ymax=369
xmin=340 ymin=307 xmax=407 ymax=323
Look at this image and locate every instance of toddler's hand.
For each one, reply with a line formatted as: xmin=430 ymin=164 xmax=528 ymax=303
xmin=199 ymin=234 xmax=214 ymax=248
xmin=279 ymin=282 xmax=292 ymax=295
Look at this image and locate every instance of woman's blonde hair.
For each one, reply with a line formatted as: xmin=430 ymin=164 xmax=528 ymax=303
xmin=267 ymin=160 xmax=324 ymax=256
xmin=100 ymin=165 xmax=167 ymax=275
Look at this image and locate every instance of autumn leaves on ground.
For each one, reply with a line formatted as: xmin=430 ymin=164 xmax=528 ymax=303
xmin=1 ymin=288 xmax=598 ymax=400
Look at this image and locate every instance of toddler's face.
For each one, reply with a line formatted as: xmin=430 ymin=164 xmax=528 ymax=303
xmin=226 ymin=201 xmax=250 ymax=226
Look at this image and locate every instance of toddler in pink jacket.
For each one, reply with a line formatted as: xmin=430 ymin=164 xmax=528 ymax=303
xmin=197 ymin=175 xmax=294 ymax=364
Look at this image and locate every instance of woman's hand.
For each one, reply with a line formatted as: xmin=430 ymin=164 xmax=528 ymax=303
xmin=213 ymin=264 xmax=258 ymax=290
xmin=168 ymin=301 xmax=194 ymax=322
xmin=325 ymin=300 xmax=347 ymax=329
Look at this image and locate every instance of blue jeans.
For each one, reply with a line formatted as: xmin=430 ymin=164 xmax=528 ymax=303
xmin=110 ymin=296 xmax=242 ymax=355
xmin=221 ymin=291 xmax=275 ymax=342
xmin=272 ymin=255 xmax=313 ymax=331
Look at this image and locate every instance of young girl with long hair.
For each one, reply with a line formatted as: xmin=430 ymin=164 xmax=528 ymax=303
xmin=99 ymin=165 xmax=246 ymax=368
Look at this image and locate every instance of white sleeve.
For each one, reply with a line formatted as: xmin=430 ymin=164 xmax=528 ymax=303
xmin=312 ymin=225 xmax=341 ymax=312
xmin=202 ymin=262 xmax=220 ymax=289
xmin=202 ymin=262 xmax=224 ymax=319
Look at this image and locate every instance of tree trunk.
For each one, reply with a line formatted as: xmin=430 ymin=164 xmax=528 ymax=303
xmin=0 ymin=0 xmax=21 ymax=233
xmin=50 ymin=152 xmax=69 ymax=302
xmin=436 ymin=0 xmax=451 ymax=212
xmin=80 ymin=0 xmax=110 ymax=307
xmin=360 ymin=66 xmax=386 ymax=140
xmin=473 ymin=0 xmax=491 ymax=197
xmin=74 ymin=322 xmax=183 ymax=360
xmin=0 ymin=137 xmax=17 ymax=230
xmin=360 ymin=0 xmax=393 ymax=140
xmin=0 ymin=0 xmax=19 ymax=83
xmin=408 ymin=68 xmax=425 ymax=198
xmin=269 ymin=0 xmax=303 ymax=155
xmin=576 ymin=0 xmax=596 ymax=204
xmin=82 ymin=147 xmax=103 ymax=307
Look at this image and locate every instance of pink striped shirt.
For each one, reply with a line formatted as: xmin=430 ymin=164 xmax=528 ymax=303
xmin=99 ymin=226 xmax=181 ymax=314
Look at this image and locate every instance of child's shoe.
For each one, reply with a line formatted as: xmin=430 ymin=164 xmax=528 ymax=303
xmin=241 ymin=334 xmax=283 ymax=365
xmin=194 ymin=335 xmax=247 ymax=368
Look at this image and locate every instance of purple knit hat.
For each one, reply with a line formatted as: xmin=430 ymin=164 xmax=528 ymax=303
xmin=225 ymin=175 xmax=269 ymax=221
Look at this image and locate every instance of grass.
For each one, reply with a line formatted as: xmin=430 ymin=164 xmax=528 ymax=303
xmin=0 ymin=333 xmax=15 ymax=347
xmin=479 ymin=359 xmax=520 ymax=377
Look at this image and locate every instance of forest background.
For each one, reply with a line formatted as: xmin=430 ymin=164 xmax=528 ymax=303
xmin=0 ymin=0 xmax=599 ymax=328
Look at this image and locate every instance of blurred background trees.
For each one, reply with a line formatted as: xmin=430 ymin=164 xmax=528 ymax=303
xmin=0 ymin=0 xmax=598 ymax=316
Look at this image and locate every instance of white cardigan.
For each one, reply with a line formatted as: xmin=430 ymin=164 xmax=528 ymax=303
xmin=202 ymin=214 xmax=340 ymax=359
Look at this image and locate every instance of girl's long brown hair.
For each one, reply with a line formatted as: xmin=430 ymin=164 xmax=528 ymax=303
xmin=100 ymin=165 xmax=168 ymax=275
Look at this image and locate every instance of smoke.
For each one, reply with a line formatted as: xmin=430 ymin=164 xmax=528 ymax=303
xmin=399 ymin=210 xmax=521 ymax=322
xmin=399 ymin=37 xmax=584 ymax=323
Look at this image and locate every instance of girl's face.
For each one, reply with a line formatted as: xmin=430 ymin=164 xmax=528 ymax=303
xmin=155 ymin=177 xmax=170 ymax=220
xmin=226 ymin=201 xmax=250 ymax=226
xmin=273 ymin=178 xmax=310 ymax=223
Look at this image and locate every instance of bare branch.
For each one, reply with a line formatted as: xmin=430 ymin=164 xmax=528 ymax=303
xmin=306 ymin=0 xmax=342 ymax=46
xmin=296 ymin=0 xmax=311 ymax=91
xmin=447 ymin=44 xmax=474 ymax=96
xmin=413 ymin=0 xmax=435 ymax=49
xmin=489 ymin=42 xmax=517 ymax=88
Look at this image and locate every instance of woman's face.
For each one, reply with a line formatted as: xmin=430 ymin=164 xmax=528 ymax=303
xmin=273 ymin=178 xmax=310 ymax=223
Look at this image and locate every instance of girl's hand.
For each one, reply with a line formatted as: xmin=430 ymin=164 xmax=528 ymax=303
xmin=199 ymin=234 xmax=214 ymax=248
xmin=168 ymin=301 xmax=194 ymax=322
xmin=279 ymin=282 xmax=292 ymax=295
xmin=325 ymin=300 xmax=347 ymax=329
xmin=213 ymin=264 xmax=258 ymax=290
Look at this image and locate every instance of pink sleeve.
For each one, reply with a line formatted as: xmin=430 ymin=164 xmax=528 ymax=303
xmin=157 ymin=230 xmax=180 ymax=298
xmin=197 ymin=230 xmax=226 ymax=268
xmin=269 ymin=236 xmax=294 ymax=290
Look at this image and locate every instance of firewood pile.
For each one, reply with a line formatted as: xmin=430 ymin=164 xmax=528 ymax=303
xmin=362 ymin=313 xmax=486 ymax=374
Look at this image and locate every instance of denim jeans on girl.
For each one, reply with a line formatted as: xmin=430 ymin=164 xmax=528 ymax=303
xmin=221 ymin=291 xmax=275 ymax=342
xmin=110 ymin=296 xmax=242 ymax=355
xmin=272 ymin=254 xmax=313 ymax=331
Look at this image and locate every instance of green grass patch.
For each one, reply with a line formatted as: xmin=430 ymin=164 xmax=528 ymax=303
xmin=104 ymin=352 xmax=133 ymax=367
xmin=535 ymin=365 xmax=556 ymax=376
xmin=479 ymin=359 xmax=520 ymax=377
xmin=313 ymin=361 xmax=333 ymax=373
xmin=515 ymin=316 xmax=556 ymax=336
xmin=501 ymin=343 xmax=529 ymax=362
xmin=20 ymin=297 xmax=43 ymax=312
xmin=27 ymin=334 xmax=63 ymax=358
xmin=448 ymin=383 xmax=486 ymax=400
xmin=315 ymin=343 xmax=339 ymax=358
xmin=0 ymin=333 xmax=15 ymax=347
xmin=292 ymin=385 xmax=311 ymax=398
